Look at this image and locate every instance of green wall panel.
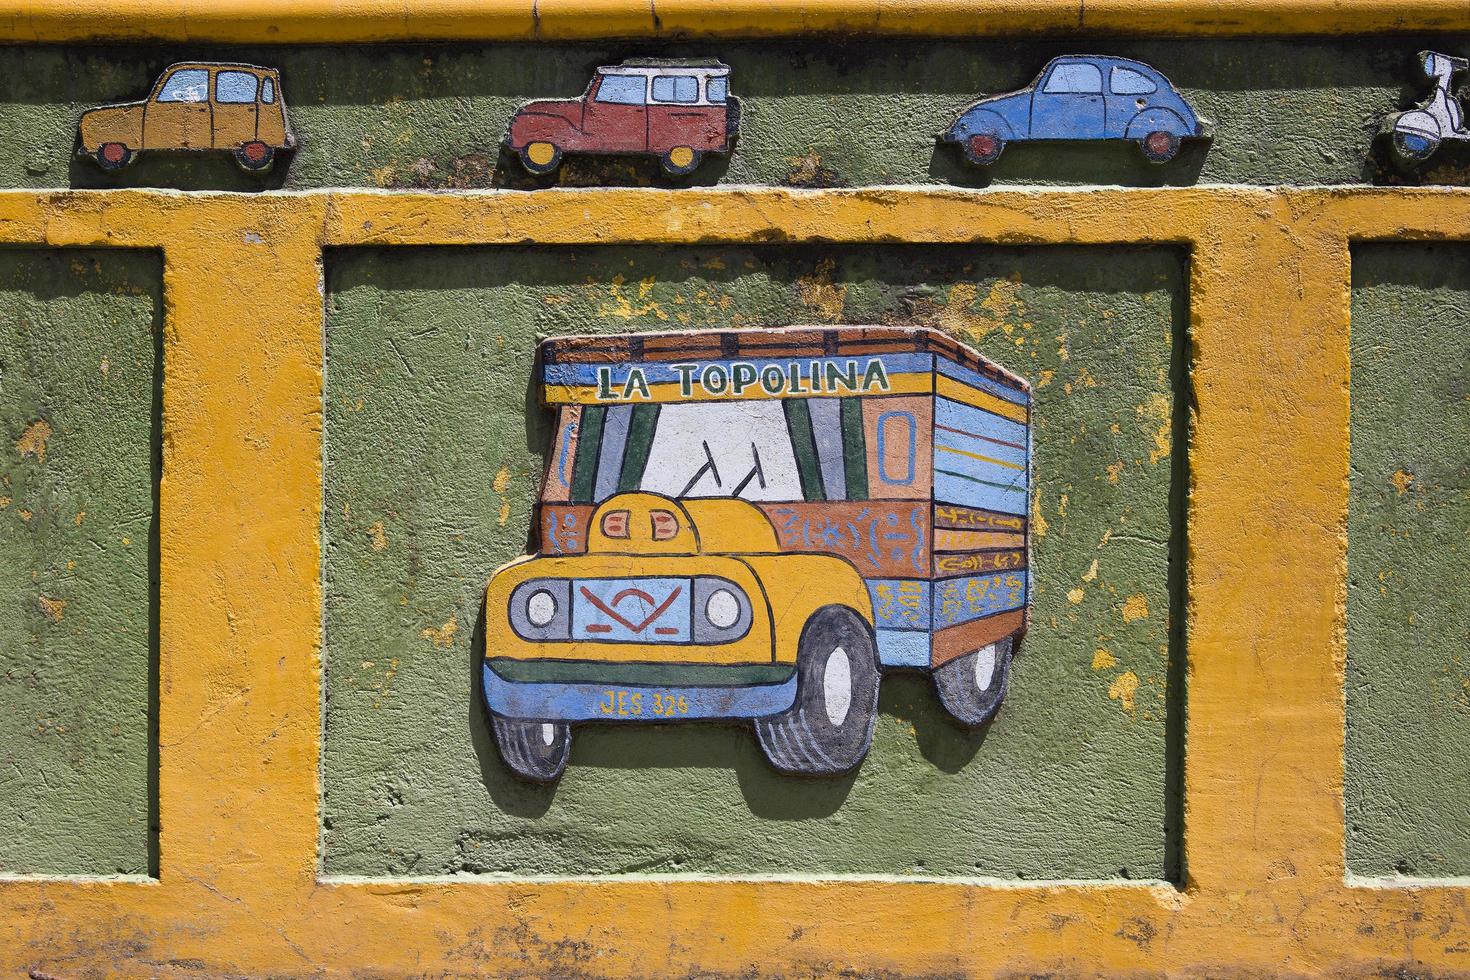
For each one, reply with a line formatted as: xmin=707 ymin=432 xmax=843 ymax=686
xmin=1348 ymin=245 xmax=1470 ymax=878
xmin=322 ymin=244 xmax=1185 ymax=878
xmin=0 ymin=249 xmax=160 ymax=876
xmin=3 ymin=38 xmax=1470 ymax=192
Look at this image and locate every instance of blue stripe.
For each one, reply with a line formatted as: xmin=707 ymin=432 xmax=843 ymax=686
xmin=483 ymin=664 xmax=798 ymax=721
xmin=933 ymin=357 xmax=1030 ymax=406
xmin=594 ymin=404 xmax=631 ymax=502
xmin=936 ymin=397 xmax=1028 ymax=448
xmin=931 ymin=571 xmax=1028 ymax=629
xmin=934 ymin=428 xmax=1028 ymax=469
xmin=877 ymin=630 xmax=931 ymax=667
xmin=934 ymin=471 xmax=1028 ymax=514
xmin=545 ymin=353 xmax=934 ymax=388
xmin=867 ymin=579 xmax=932 ymax=631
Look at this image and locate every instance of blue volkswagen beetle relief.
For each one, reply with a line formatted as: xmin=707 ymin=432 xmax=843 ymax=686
xmin=943 ymin=56 xmax=1211 ymax=165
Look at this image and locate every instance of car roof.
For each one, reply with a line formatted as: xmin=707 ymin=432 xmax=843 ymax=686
xmin=160 ymin=61 xmax=279 ymax=75
xmin=599 ymin=60 xmax=730 ymax=78
xmin=1044 ymin=55 xmax=1162 ymax=76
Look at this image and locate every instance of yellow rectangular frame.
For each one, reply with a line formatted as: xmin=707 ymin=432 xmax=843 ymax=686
xmin=1 ymin=185 xmax=1468 ymax=975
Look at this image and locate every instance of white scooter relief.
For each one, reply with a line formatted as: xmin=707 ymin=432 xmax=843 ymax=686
xmin=1387 ymin=51 xmax=1470 ymax=165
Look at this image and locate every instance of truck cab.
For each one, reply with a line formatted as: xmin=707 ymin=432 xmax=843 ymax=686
xmin=508 ymin=59 xmax=738 ymax=176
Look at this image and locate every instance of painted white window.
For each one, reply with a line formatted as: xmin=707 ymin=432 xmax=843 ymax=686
xmin=157 ymin=69 xmax=209 ymax=103
xmin=706 ymin=76 xmax=728 ymax=103
xmin=1110 ymin=67 xmax=1157 ymax=95
xmin=640 ymin=402 xmax=802 ymax=502
xmin=215 ymin=71 xmax=259 ymax=104
xmin=595 ymin=74 xmax=647 ymax=105
xmin=652 ymin=75 xmax=699 ymax=104
xmin=1043 ymin=62 xmax=1103 ymax=94
xmin=261 ymin=77 xmax=276 ymax=104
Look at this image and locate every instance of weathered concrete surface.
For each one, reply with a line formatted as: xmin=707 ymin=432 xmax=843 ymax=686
xmin=1348 ymin=244 xmax=1470 ymax=878
xmin=323 ymin=244 xmax=1183 ymax=878
xmin=0 ymin=248 xmax=159 ymax=875
xmin=1 ymin=40 xmax=1465 ymax=194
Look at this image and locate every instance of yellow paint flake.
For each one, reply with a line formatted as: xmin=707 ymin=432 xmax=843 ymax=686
xmin=1122 ymin=593 xmax=1150 ymax=623
xmin=1058 ymin=493 xmax=1068 ymax=516
xmin=100 ymin=358 xmax=110 ymax=377
xmin=794 ymin=259 xmax=847 ymax=322
xmin=493 ymin=466 xmax=512 ymax=526
xmin=368 ymin=521 xmax=388 ymax=552
xmin=1136 ymin=394 xmax=1172 ymax=464
xmin=599 ymin=274 xmax=669 ymax=321
xmin=0 ymin=497 xmax=8 ymax=510
xmin=74 ymin=511 xmax=85 ymax=526
xmin=1392 ymin=469 xmax=1414 ymax=495
xmin=18 ymin=509 xmax=32 ymax=522
xmin=1083 ymin=559 xmax=1099 ymax=582
xmin=15 ymin=420 xmax=52 ymax=463
xmin=1107 ymin=461 xmax=1125 ymax=484
xmin=1067 ymin=588 xmax=1085 ymax=604
xmin=1098 ymin=528 xmax=1112 ymax=549
xmin=1092 ymin=648 xmax=1118 ymax=670
xmin=121 ymin=537 xmax=131 ymax=546
xmin=1031 ymin=489 xmax=1049 ymax=538
xmin=421 ymin=618 xmax=458 ymax=648
xmin=1109 ymin=670 xmax=1140 ymax=715
xmin=38 ymin=596 xmax=66 ymax=622
xmin=1036 ymin=368 xmax=1054 ymax=388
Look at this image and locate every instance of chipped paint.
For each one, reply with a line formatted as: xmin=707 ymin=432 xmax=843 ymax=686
xmin=14 ymin=419 xmax=51 ymax=462
xmin=1121 ymin=593 xmax=1150 ymax=623
xmin=1108 ymin=670 xmax=1141 ymax=715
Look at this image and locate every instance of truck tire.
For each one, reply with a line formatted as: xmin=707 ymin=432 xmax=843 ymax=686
xmin=492 ymin=714 xmax=571 ymax=781
xmin=660 ymin=146 xmax=703 ymax=175
xmin=96 ymin=142 xmax=133 ymax=172
xmin=964 ymin=132 xmax=1005 ymax=166
xmin=1138 ymin=130 xmax=1181 ymax=163
xmin=934 ymin=635 xmax=1015 ymax=727
xmin=519 ymin=141 xmax=562 ymax=175
xmin=755 ymin=606 xmax=879 ymax=775
xmin=234 ymin=141 xmax=276 ymax=173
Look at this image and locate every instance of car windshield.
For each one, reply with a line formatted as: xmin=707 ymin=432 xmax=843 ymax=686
xmin=157 ymin=69 xmax=209 ymax=103
xmin=1110 ymin=66 xmax=1157 ymax=95
xmin=1043 ymin=62 xmax=1103 ymax=94
xmin=638 ymin=402 xmax=802 ymax=502
xmin=596 ymin=74 xmax=646 ymax=105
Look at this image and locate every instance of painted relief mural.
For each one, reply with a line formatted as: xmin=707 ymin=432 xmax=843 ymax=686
xmin=508 ymin=59 xmax=739 ymax=176
xmin=78 ymin=62 xmax=294 ymax=173
xmin=483 ymin=326 xmax=1031 ymax=781
xmin=1384 ymin=51 xmax=1470 ymax=167
xmin=942 ymin=55 xmax=1210 ymax=165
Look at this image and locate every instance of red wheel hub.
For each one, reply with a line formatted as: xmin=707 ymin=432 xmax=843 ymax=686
xmin=243 ymin=142 xmax=268 ymax=162
xmin=969 ymin=134 xmax=999 ymax=158
xmin=1146 ymin=132 xmax=1173 ymax=155
xmin=101 ymin=143 xmax=126 ymax=163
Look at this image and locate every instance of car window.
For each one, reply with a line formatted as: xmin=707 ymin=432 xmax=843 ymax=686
xmin=156 ymin=69 xmax=210 ymax=103
xmin=706 ymin=75 xmax=728 ymax=103
xmin=215 ymin=71 xmax=259 ymax=104
xmin=595 ymin=74 xmax=646 ymax=105
xmin=261 ymin=77 xmax=276 ymax=104
xmin=651 ymin=75 xmax=699 ymax=104
xmin=1042 ymin=62 xmax=1103 ymax=94
xmin=1110 ymin=67 xmax=1157 ymax=95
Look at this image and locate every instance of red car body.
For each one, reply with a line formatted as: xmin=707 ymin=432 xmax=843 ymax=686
xmin=508 ymin=60 xmax=738 ymax=175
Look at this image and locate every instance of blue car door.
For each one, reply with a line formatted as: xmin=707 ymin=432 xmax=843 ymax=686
xmin=1030 ymin=61 xmax=1105 ymax=139
xmin=1104 ymin=64 xmax=1161 ymax=137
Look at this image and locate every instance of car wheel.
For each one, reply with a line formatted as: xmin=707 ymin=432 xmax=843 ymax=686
xmin=933 ymin=635 xmax=1015 ymax=727
xmin=755 ymin=606 xmax=879 ymax=775
xmin=519 ymin=141 xmax=562 ymax=175
xmin=660 ymin=146 xmax=703 ymax=176
xmin=234 ymin=141 xmax=276 ymax=173
xmin=1139 ymin=130 xmax=1181 ymax=163
xmin=95 ymin=142 xmax=133 ymax=172
xmin=963 ymin=132 xmax=1005 ymax=166
xmin=1391 ymin=128 xmax=1441 ymax=164
xmin=491 ymin=714 xmax=571 ymax=782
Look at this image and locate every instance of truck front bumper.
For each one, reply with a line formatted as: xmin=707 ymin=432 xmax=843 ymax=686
xmin=482 ymin=661 xmax=797 ymax=722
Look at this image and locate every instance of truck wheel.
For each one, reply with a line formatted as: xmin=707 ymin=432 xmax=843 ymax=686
xmin=1391 ymin=128 xmax=1440 ymax=164
xmin=519 ymin=141 xmax=562 ymax=175
xmin=95 ymin=142 xmax=133 ymax=172
xmin=1138 ymin=130 xmax=1181 ymax=163
xmin=934 ymin=636 xmax=1015 ymax=727
xmin=755 ymin=606 xmax=879 ymax=775
xmin=963 ymin=132 xmax=1005 ymax=166
xmin=234 ymin=141 xmax=276 ymax=173
xmin=660 ymin=146 xmax=703 ymax=175
xmin=491 ymin=715 xmax=571 ymax=782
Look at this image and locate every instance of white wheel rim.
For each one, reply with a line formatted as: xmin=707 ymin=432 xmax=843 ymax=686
xmin=823 ymin=646 xmax=853 ymax=727
xmin=974 ymin=644 xmax=997 ymax=692
xmin=540 ymin=723 xmax=556 ymax=747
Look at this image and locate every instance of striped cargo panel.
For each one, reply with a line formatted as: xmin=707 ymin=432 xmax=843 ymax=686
xmin=932 ymin=394 xmax=1028 ymax=515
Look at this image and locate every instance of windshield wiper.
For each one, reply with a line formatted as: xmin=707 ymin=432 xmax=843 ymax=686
xmin=678 ymin=440 xmax=723 ymax=497
xmin=731 ymin=443 xmax=766 ymax=498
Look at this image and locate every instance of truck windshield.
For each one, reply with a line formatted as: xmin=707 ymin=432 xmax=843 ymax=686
xmin=639 ymin=403 xmax=802 ymax=501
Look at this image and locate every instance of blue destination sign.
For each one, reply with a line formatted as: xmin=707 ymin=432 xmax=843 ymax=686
xmin=587 ymin=357 xmax=895 ymax=402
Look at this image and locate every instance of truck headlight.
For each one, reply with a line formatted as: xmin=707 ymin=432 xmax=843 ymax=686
xmin=692 ymin=577 xmax=752 ymax=644
xmin=508 ymin=579 xmax=571 ymax=640
xmin=704 ymin=589 xmax=740 ymax=629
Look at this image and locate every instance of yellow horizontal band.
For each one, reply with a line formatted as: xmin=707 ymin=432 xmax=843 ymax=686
xmin=936 ymin=443 xmax=1025 ymax=470
xmin=935 ymin=374 xmax=1028 ymax=424
xmin=2 ymin=0 xmax=1467 ymax=43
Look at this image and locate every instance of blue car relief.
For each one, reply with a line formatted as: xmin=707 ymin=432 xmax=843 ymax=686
xmin=944 ymin=56 xmax=1210 ymax=166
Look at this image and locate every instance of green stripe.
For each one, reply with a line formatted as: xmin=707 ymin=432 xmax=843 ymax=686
xmin=569 ymin=404 xmax=605 ymax=504
xmin=617 ymin=403 xmax=661 ymax=493
xmin=840 ymin=397 xmax=869 ymax=500
xmin=782 ymin=399 xmax=825 ymax=502
xmin=935 ymin=468 xmax=1024 ymax=492
xmin=488 ymin=659 xmax=796 ymax=687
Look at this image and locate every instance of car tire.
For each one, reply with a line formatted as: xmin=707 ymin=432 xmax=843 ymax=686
xmin=755 ymin=606 xmax=879 ymax=776
xmin=933 ymin=635 xmax=1015 ymax=727
xmin=963 ymin=132 xmax=1005 ymax=166
xmin=234 ymin=141 xmax=276 ymax=173
xmin=1391 ymin=128 xmax=1441 ymax=164
xmin=660 ymin=146 xmax=703 ymax=176
xmin=491 ymin=714 xmax=571 ymax=782
xmin=95 ymin=142 xmax=133 ymax=172
xmin=519 ymin=141 xmax=562 ymax=175
xmin=1138 ymin=130 xmax=1181 ymax=163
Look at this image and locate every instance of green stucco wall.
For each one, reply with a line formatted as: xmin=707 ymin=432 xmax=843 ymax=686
xmin=5 ymin=39 xmax=1470 ymax=193
xmin=1347 ymin=245 xmax=1470 ymax=879
xmin=0 ymin=249 xmax=159 ymax=875
xmin=322 ymin=244 xmax=1184 ymax=878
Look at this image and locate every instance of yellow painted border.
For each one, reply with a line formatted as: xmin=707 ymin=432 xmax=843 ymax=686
xmin=0 ymin=184 xmax=1468 ymax=974
xmin=3 ymin=0 xmax=1470 ymax=42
